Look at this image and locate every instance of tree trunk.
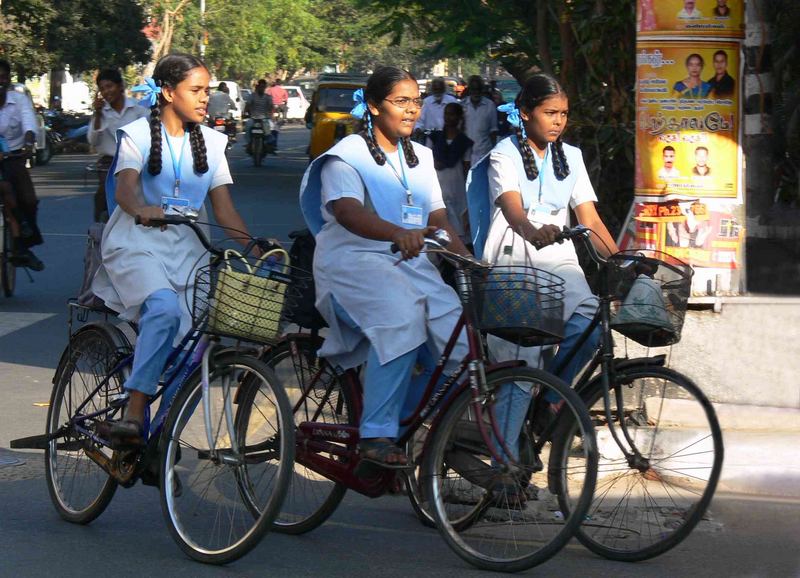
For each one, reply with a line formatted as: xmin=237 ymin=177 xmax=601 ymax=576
xmin=49 ymin=68 xmax=66 ymax=110
xmin=536 ymin=0 xmax=553 ymax=76
xmin=555 ymin=0 xmax=576 ymax=99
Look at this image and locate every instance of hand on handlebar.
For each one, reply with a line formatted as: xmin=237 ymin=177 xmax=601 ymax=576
xmin=391 ymin=226 xmax=437 ymax=260
xmin=135 ymin=206 xmax=166 ymax=229
xmin=526 ymin=224 xmax=562 ymax=250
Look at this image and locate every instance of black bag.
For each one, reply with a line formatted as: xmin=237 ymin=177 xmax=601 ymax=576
xmin=76 ymin=222 xmax=106 ymax=309
xmin=286 ymin=228 xmax=327 ymax=330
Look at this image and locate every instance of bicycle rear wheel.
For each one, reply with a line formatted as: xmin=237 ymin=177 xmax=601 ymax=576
xmin=159 ymin=352 xmax=293 ymax=564
xmin=45 ymin=323 xmax=131 ymax=523
xmin=259 ymin=335 xmax=354 ymax=534
xmin=557 ymin=366 xmax=723 ymax=561
xmin=424 ymin=367 xmax=597 ymax=573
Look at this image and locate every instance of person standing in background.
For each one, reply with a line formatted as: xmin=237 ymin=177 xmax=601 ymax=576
xmin=88 ymin=68 xmax=149 ymax=223
xmin=414 ymin=77 xmax=457 ymax=139
xmin=462 ymin=75 xmax=498 ymax=165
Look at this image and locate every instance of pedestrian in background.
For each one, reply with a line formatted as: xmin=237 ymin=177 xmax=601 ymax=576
xmin=462 ymin=75 xmax=498 ymax=165
xmin=414 ymin=77 xmax=456 ymax=139
xmin=88 ymin=68 xmax=149 ymax=223
xmin=426 ymin=102 xmax=472 ymax=241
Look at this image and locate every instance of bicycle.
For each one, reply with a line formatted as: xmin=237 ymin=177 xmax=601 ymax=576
xmin=547 ymin=225 xmax=724 ymax=562
xmin=11 ymin=215 xmax=295 ymax=564
xmin=0 ymin=150 xmax=38 ymax=296
xmin=256 ymin=232 xmax=599 ymax=573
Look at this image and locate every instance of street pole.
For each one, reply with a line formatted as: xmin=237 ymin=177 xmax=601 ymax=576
xmin=199 ymin=0 xmax=206 ymax=58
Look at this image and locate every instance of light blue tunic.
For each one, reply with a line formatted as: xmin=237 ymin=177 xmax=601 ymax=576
xmin=92 ymin=117 xmax=229 ymax=338
xmin=300 ymin=134 xmax=461 ymax=369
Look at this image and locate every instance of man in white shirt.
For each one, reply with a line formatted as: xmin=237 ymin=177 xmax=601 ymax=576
xmin=0 ymin=58 xmax=44 ymax=270
xmin=462 ymin=75 xmax=498 ymax=165
xmin=657 ymin=145 xmax=681 ymax=180
xmin=88 ymin=68 xmax=149 ymax=221
xmin=415 ymin=77 xmax=457 ymax=137
xmin=677 ymin=0 xmax=703 ymax=19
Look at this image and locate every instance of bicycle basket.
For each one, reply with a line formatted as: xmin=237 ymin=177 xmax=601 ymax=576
xmin=460 ymin=265 xmax=565 ymax=346
xmin=608 ymin=250 xmax=693 ymax=347
xmin=193 ymin=248 xmax=311 ymax=345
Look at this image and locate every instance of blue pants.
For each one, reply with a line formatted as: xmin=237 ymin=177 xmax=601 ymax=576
xmin=124 ymin=289 xmax=181 ymax=396
xmin=493 ymin=312 xmax=600 ymax=460
xmin=331 ymin=299 xmax=465 ymax=440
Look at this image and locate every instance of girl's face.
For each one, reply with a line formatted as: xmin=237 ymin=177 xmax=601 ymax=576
xmin=443 ymin=105 xmax=461 ymax=129
xmin=368 ymin=79 xmax=421 ymax=140
xmin=686 ymin=57 xmax=703 ymax=78
xmin=162 ymin=66 xmax=211 ymax=124
xmin=521 ymin=94 xmax=569 ymax=147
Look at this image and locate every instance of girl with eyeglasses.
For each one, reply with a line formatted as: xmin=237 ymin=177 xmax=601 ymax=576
xmin=300 ymin=66 xmax=470 ymax=472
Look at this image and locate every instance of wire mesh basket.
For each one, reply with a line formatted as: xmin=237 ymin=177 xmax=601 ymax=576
xmin=193 ymin=249 xmax=312 ymax=345
xmin=607 ymin=250 xmax=693 ymax=347
xmin=459 ymin=265 xmax=565 ymax=347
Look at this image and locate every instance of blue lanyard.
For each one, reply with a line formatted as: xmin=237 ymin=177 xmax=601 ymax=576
xmin=162 ymin=125 xmax=189 ymax=197
xmin=536 ymin=145 xmax=549 ymax=204
xmin=383 ymin=141 xmax=412 ymax=204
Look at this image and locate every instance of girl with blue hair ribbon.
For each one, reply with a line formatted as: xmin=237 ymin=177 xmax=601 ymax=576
xmin=299 ymin=66 xmax=471 ymax=471
xmin=466 ymin=73 xmax=618 ymax=478
xmin=92 ymin=53 xmax=257 ymax=446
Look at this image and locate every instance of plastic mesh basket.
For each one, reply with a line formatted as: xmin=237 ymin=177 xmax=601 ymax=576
xmin=193 ymin=252 xmax=311 ymax=345
xmin=607 ymin=250 xmax=693 ymax=347
xmin=459 ymin=265 xmax=565 ymax=347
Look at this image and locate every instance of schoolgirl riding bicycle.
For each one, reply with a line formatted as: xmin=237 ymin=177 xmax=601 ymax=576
xmin=92 ymin=53 xmax=258 ymax=447
xmin=467 ymin=72 xmax=619 ymax=461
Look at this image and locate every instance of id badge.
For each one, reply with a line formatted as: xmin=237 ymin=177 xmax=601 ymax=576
xmin=401 ymin=204 xmax=424 ymax=226
xmin=161 ymin=196 xmax=190 ymax=216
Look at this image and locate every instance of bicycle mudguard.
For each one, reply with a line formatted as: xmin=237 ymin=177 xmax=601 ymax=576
xmin=52 ymin=321 xmax=133 ymax=386
xmin=613 ymin=354 xmax=667 ymax=373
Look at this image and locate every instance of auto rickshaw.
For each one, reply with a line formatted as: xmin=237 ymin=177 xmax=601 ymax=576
xmin=305 ymin=74 xmax=368 ymax=160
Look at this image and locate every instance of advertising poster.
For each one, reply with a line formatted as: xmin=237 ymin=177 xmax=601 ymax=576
xmin=637 ymin=0 xmax=744 ymax=37
xmin=635 ymin=41 xmax=740 ymax=199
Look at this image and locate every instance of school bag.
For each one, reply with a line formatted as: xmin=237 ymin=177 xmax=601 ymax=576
xmin=76 ymin=222 xmax=106 ymax=309
xmin=286 ymin=228 xmax=327 ymax=331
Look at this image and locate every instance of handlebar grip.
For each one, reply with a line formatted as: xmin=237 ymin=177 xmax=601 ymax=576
xmin=134 ymin=214 xmax=192 ymax=226
xmin=390 ymin=243 xmax=399 ymax=254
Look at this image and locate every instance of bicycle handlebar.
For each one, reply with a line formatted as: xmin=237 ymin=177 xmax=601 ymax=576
xmin=390 ymin=228 xmax=491 ymax=270
xmin=551 ymin=225 xmax=608 ymax=265
xmin=134 ymin=214 xmax=279 ymax=258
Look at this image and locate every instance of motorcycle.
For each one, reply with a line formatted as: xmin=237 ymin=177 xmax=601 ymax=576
xmin=209 ymin=115 xmax=237 ymax=150
xmin=248 ymin=118 xmax=277 ymax=167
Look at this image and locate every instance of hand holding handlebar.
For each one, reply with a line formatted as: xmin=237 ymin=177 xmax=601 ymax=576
xmin=390 ymin=226 xmax=438 ymax=260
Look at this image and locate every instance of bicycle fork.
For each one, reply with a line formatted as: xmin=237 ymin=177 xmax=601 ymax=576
xmin=200 ymin=339 xmax=241 ymax=463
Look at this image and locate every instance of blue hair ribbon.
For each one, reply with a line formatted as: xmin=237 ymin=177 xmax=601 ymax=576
xmin=497 ymin=102 xmax=521 ymax=128
xmin=350 ymin=88 xmax=368 ymax=119
xmin=131 ymin=77 xmax=162 ymax=108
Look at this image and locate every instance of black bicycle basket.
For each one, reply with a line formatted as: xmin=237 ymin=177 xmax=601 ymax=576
xmin=607 ymin=250 xmax=693 ymax=347
xmin=193 ymin=249 xmax=312 ymax=345
xmin=459 ymin=265 xmax=565 ymax=347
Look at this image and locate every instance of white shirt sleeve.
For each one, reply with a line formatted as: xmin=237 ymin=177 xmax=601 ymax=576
xmin=320 ymin=157 xmax=365 ymax=211
xmin=210 ymin=150 xmax=233 ymax=189
xmin=429 ymin=170 xmax=446 ymax=213
xmin=487 ymin=151 xmax=520 ymax=205
xmin=114 ymin=133 xmax=143 ymax=174
xmin=568 ymin=153 xmax=598 ymax=209
xmin=19 ymin=94 xmax=38 ymax=135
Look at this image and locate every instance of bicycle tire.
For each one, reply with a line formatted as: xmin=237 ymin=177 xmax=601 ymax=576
xmin=159 ymin=352 xmax=293 ymax=564
xmin=554 ymin=365 xmax=723 ymax=562
xmin=45 ymin=323 xmax=131 ymax=523
xmin=424 ymin=367 xmax=598 ymax=573
xmin=258 ymin=335 xmax=354 ymax=534
xmin=404 ymin=425 xmax=436 ymax=528
xmin=1 ymin=218 xmax=16 ymax=297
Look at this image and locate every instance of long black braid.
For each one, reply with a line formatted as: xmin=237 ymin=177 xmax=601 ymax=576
xmin=359 ymin=65 xmax=420 ymax=168
xmin=147 ymin=53 xmax=210 ymax=176
xmin=515 ymin=73 xmax=571 ymax=182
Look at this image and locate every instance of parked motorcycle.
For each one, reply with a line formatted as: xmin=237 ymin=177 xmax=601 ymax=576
xmin=43 ymin=110 xmax=91 ymax=153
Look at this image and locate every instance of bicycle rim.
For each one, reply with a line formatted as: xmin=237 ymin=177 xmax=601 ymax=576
xmin=261 ymin=336 xmax=352 ymax=534
xmin=567 ymin=366 xmax=723 ymax=561
xmin=426 ymin=367 xmax=597 ymax=573
xmin=45 ymin=325 xmax=126 ymax=523
xmin=160 ymin=355 xmax=293 ymax=564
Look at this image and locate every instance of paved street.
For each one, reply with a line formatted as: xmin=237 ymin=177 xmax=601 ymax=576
xmin=1 ymin=127 xmax=799 ymax=577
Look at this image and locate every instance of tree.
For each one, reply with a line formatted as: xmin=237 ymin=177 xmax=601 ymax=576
xmin=361 ymin=0 xmax=637 ymax=230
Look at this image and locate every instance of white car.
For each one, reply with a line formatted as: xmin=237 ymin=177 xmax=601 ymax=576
xmin=208 ymin=80 xmax=245 ymax=120
xmin=283 ymin=85 xmax=309 ymax=121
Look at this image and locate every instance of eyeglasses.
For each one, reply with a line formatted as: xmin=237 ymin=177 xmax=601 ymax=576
xmin=384 ymin=97 xmax=424 ymax=109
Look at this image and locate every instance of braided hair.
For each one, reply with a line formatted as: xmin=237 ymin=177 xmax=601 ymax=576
xmin=516 ymin=73 xmax=570 ymax=182
xmin=148 ymin=53 xmax=209 ymax=176
xmin=359 ymin=66 xmax=420 ymax=168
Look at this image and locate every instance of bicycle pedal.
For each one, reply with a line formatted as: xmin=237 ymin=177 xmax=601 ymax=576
xmin=108 ymin=392 xmax=130 ymax=408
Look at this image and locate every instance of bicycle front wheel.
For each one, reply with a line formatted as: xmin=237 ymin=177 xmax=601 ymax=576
xmin=259 ymin=335 xmax=353 ymax=534
xmin=424 ymin=367 xmax=597 ymax=573
xmin=159 ymin=353 xmax=293 ymax=564
xmin=559 ymin=366 xmax=723 ymax=561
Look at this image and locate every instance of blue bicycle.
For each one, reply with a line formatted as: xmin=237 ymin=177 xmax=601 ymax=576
xmin=12 ymin=216 xmax=295 ymax=564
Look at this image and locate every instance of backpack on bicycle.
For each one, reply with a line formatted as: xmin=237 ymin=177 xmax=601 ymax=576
xmin=286 ymin=228 xmax=327 ymax=331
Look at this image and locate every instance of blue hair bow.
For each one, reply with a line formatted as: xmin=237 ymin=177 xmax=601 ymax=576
xmin=497 ymin=102 xmax=522 ymax=128
xmin=131 ymin=77 xmax=162 ymax=108
xmin=350 ymin=88 xmax=368 ymax=119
